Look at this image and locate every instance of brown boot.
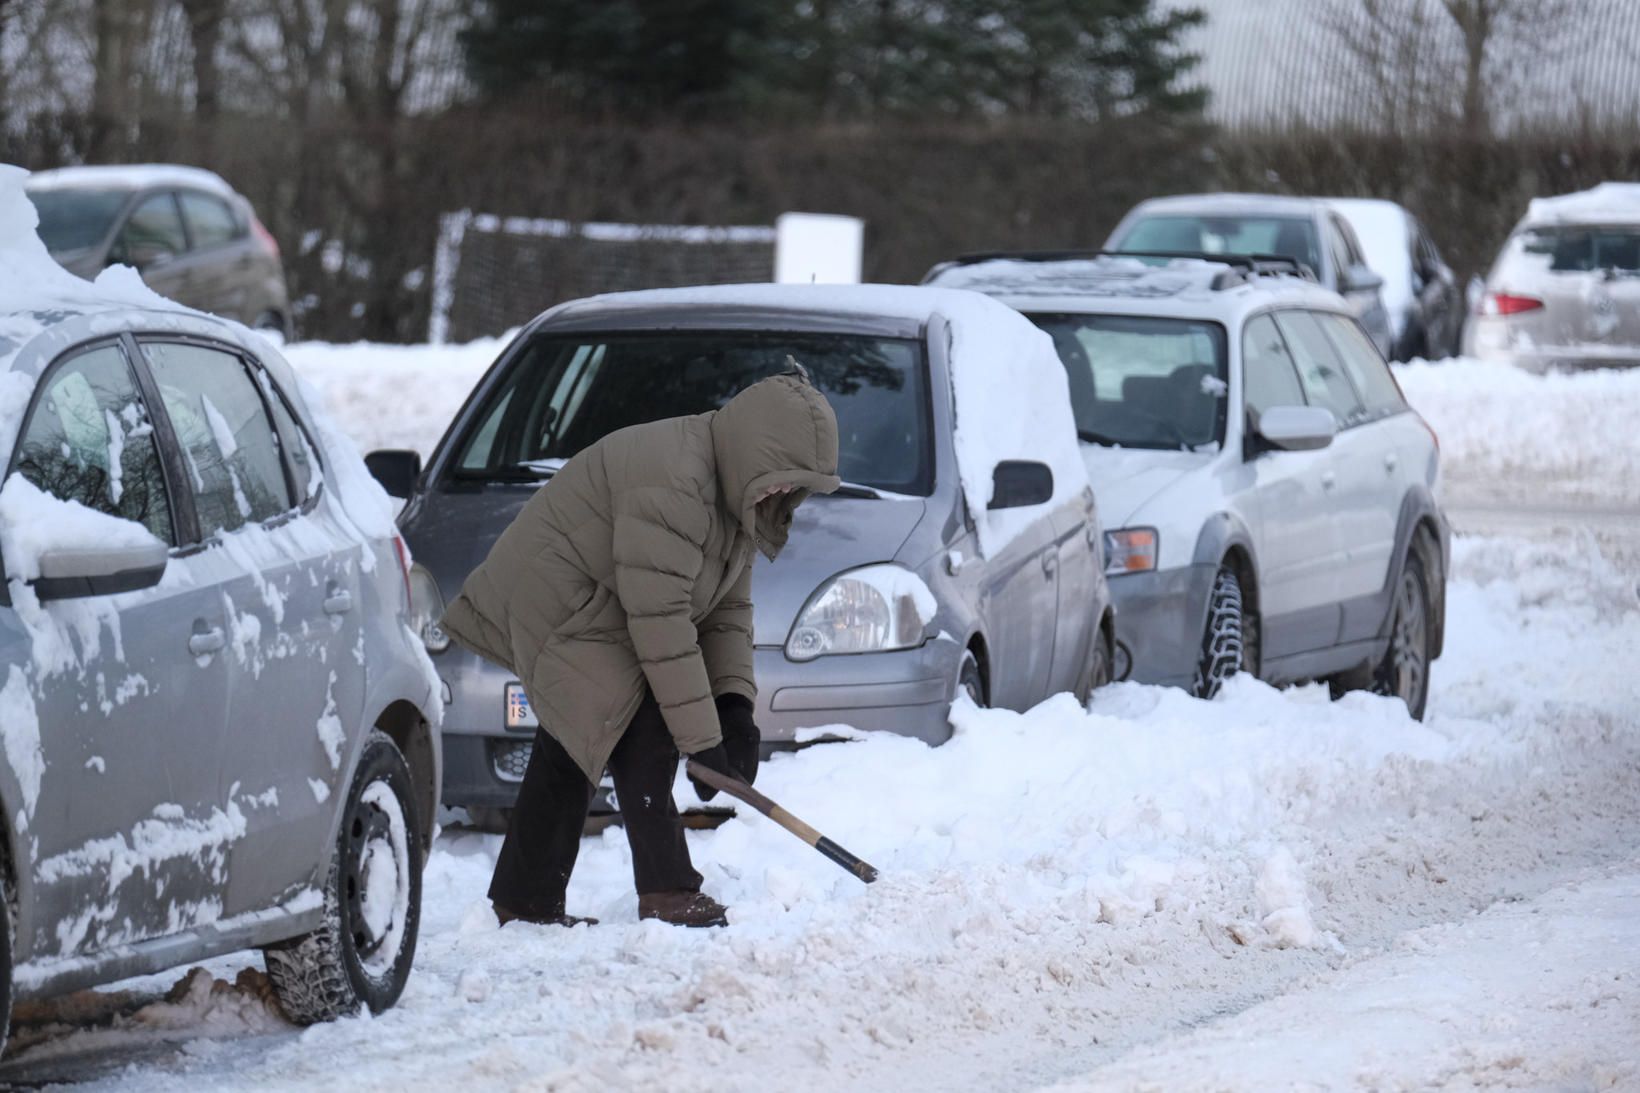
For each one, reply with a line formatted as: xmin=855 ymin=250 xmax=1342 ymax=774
xmin=637 ymin=890 xmax=730 ymax=928
xmin=494 ymin=903 xmax=598 ymax=928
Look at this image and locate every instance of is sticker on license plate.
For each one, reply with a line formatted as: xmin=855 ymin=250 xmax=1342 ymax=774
xmin=505 ymin=683 xmax=539 ymax=729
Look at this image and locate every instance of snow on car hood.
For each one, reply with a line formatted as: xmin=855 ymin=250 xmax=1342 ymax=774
xmin=1081 ymin=444 xmax=1213 ymax=529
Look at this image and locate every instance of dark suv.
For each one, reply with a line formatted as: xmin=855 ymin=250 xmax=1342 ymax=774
xmin=25 ymin=164 xmax=293 ymax=340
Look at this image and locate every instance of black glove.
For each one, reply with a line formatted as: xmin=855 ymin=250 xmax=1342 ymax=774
xmin=716 ymin=693 xmax=761 ymax=786
xmin=687 ymin=742 xmax=738 ymax=802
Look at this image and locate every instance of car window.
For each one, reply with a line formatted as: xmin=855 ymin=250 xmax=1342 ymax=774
xmin=118 ymin=192 xmax=187 ymax=260
xmin=142 ymin=341 xmax=294 ymax=537
xmin=1517 ymin=225 xmax=1640 ymax=273
xmin=1314 ymin=313 xmax=1405 ymax=416
xmin=1323 ymin=218 xmax=1353 ymax=281
xmin=1026 ymin=313 xmax=1228 ymax=450
xmin=456 ymin=332 xmax=932 ymax=495
xmin=254 ymin=367 xmax=321 ymax=502
xmin=179 ymin=191 xmax=241 ymax=250
xmin=11 ymin=343 xmax=174 ymax=545
xmin=1116 ymin=214 xmax=1322 ymax=275
xmin=24 ymin=188 xmax=128 ymax=253
xmin=1271 ymin=310 xmax=1366 ymax=427
xmin=1240 ymin=314 xmax=1307 ymax=422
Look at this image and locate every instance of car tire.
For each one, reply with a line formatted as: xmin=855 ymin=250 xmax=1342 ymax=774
xmin=1076 ymin=625 xmax=1114 ymax=703
xmin=265 ymin=730 xmax=423 ymax=1024
xmin=956 ymin=649 xmax=986 ymax=706
xmin=1374 ymin=551 xmax=1432 ymax=720
xmin=0 ymin=866 xmax=13 ymax=1057
xmin=1192 ymin=567 xmax=1247 ymax=700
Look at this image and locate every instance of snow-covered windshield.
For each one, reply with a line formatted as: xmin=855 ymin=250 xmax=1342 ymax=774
xmin=454 ymin=331 xmax=932 ymax=495
xmin=1116 ymin=214 xmax=1321 ymax=275
xmin=24 ymin=187 xmax=127 ymax=253
xmin=1026 ymin=313 xmax=1228 ymax=450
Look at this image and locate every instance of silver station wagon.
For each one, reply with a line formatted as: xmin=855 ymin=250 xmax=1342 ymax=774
xmin=378 ymin=284 xmax=1114 ymax=823
xmin=0 ymin=253 xmax=440 ymax=1042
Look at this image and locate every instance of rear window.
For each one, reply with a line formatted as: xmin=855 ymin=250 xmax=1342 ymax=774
xmin=1115 ymin=214 xmax=1321 ymax=275
xmin=25 ymin=188 xmax=128 ymax=253
xmin=453 ymin=331 xmax=932 ymax=495
xmin=1517 ymin=225 xmax=1640 ymax=274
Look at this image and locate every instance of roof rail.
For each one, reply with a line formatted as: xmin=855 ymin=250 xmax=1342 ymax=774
xmin=922 ymin=249 xmax=1318 ymax=287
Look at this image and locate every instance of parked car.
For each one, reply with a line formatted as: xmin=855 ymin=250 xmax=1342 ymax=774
xmin=376 ymin=284 xmax=1112 ymax=821
xmin=0 ymin=180 xmax=440 ymax=1044
xmin=1463 ymin=182 xmax=1640 ymax=371
xmin=1105 ymin=193 xmax=1396 ymax=359
xmin=24 ymin=164 xmax=294 ymax=341
xmin=1328 ymin=198 xmax=1463 ymax=362
xmin=924 ymin=253 xmax=1449 ymax=719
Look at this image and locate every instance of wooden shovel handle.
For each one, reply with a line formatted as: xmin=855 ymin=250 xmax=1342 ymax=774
xmin=685 ymin=759 xmax=879 ymax=884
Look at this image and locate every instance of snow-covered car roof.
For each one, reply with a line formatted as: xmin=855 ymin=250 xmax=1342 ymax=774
xmin=1121 ymin=192 xmax=1328 ymax=219
xmin=530 ymin=281 xmax=1090 ymax=560
xmin=1523 ymin=182 xmax=1640 ymax=227
xmin=924 ymin=255 xmax=1347 ymax=324
xmin=23 ymin=163 xmax=240 ymax=200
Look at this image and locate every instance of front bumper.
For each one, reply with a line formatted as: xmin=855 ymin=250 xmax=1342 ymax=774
xmin=433 ymin=640 xmax=964 ymax=809
xmin=1108 ymin=562 xmax=1218 ymax=690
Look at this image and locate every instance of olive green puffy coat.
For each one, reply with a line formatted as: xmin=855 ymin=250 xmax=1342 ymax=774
xmin=440 ymin=371 xmax=841 ymax=782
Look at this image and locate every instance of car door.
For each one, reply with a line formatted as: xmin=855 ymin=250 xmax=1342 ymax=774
xmin=8 ymin=338 xmax=233 ymax=957
xmin=975 ymin=504 xmax=1058 ymax=712
xmin=175 ymin=190 xmax=252 ymax=321
xmin=138 ymin=339 xmax=366 ymax=917
xmin=1412 ymin=220 xmax=1459 ymax=358
xmin=1046 ymin=491 xmax=1100 ymax=695
xmin=1240 ymin=312 xmax=1344 ymax=656
xmin=1273 ymin=311 xmax=1389 ymax=606
xmin=112 ymin=191 xmax=192 ymax=305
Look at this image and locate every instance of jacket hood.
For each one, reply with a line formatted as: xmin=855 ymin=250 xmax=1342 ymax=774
xmin=710 ymin=366 xmax=841 ymax=559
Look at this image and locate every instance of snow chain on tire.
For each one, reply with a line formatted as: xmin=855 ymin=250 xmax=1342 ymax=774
xmin=1193 ymin=567 xmax=1245 ymax=699
xmin=265 ymin=729 xmax=422 ymax=1025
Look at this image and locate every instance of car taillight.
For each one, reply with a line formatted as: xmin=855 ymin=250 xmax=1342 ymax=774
xmin=392 ymin=534 xmax=413 ymax=612
xmin=252 ymin=217 xmax=281 ymax=260
xmin=1482 ymin=292 xmax=1543 ymax=316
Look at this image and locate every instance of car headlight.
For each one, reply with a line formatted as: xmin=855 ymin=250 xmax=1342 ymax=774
xmin=786 ymin=564 xmax=935 ymax=661
xmin=1104 ymin=527 xmax=1158 ymax=575
xmin=408 ymin=563 xmax=451 ymax=652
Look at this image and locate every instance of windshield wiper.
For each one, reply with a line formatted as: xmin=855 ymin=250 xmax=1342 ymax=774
xmin=453 ymin=462 xmax=557 ymax=483
xmin=1078 ymin=428 xmax=1121 ymax=446
xmin=831 ymin=481 xmax=884 ymax=499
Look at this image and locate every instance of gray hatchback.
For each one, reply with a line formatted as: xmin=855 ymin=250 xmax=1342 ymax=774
xmin=377 ymin=284 xmax=1114 ymax=819
xmin=0 ymin=281 xmax=440 ymax=1041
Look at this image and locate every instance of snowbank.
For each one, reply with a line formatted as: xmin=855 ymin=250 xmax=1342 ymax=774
xmin=1393 ymin=356 xmax=1640 ymax=502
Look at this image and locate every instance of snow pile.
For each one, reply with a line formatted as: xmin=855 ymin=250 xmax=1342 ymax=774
xmin=1393 ymin=356 xmax=1640 ymax=501
xmin=1330 ymin=197 xmax=1412 ymax=338
xmin=0 ymin=477 xmax=163 ymax=583
xmin=1525 ymin=181 xmax=1640 ymax=226
xmin=0 ymin=664 xmax=44 ymax=821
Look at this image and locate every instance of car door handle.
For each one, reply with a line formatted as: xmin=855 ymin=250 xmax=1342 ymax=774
xmin=324 ymin=590 xmax=354 ymax=615
xmin=189 ymin=626 xmax=226 ymax=656
xmin=1320 ymin=471 xmax=1338 ymax=490
xmin=1040 ymin=552 xmax=1058 ymax=577
xmin=1383 ymin=452 xmax=1399 ymax=472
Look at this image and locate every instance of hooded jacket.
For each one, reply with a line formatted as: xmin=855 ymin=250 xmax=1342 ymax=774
xmin=440 ymin=370 xmax=841 ymax=782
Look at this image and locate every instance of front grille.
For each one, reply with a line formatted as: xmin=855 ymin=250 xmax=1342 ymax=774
xmin=491 ymin=739 xmax=533 ymax=782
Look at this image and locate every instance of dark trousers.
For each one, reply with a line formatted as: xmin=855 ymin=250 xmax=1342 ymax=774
xmin=488 ymin=692 xmax=701 ymax=916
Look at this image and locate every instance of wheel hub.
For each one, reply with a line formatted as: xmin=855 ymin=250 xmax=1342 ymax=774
xmin=345 ymin=801 xmax=397 ymax=960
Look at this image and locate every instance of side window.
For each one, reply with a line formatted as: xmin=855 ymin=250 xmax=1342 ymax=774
xmin=1315 ymin=313 xmax=1406 ymax=417
xmin=1272 ymin=310 xmax=1366 ymax=427
xmin=11 ymin=343 xmax=174 ymax=545
xmin=179 ymin=191 xmax=240 ymax=250
xmin=117 ymin=192 xmax=187 ymax=262
xmin=1324 ymin=217 xmax=1354 ymax=281
xmin=142 ymin=342 xmax=293 ymax=538
xmin=1241 ymin=314 xmax=1307 ymax=422
xmin=255 ymin=368 xmax=320 ymax=502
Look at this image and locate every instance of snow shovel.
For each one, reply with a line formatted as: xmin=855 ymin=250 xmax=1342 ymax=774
xmin=685 ymin=760 xmax=879 ymax=884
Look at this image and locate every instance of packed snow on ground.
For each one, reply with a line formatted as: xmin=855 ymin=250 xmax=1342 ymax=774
xmin=19 ymin=529 xmax=1637 ymax=1090
xmin=1392 ymin=355 xmax=1640 ymax=503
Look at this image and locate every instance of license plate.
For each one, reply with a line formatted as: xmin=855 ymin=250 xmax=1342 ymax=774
xmin=505 ymin=683 xmax=539 ymax=730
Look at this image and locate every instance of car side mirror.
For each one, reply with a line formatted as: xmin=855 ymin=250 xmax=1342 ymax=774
xmin=1342 ymin=263 xmax=1384 ymax=294
xmin=1255 ymin=406 xmax=1337 ymax=452
xmin=365 ymin=449 xmax=423 ymax=498
xmin=33 ymin=539 xmax=168 ymax=601
xmin=125 ymin=242 xmax=176 ymax=272
xmin=988 ymin=460 xmax=1054 ymax=510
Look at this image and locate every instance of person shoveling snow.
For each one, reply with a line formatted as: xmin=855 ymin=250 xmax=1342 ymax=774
xmin=441 ymin=364 xmax=841 ymax=928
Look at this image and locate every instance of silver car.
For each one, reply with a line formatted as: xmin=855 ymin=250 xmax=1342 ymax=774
xmin=1106 ymin=193 xmax=1395 ymax=359
xmin=0 ymin=300 xmax=440 ymax=1041
xmin=378 ymin=287 xmax=1113 ymax=820
xmin=1464 ymin=182 xmax=1640 ymax=371
xmin=25 ymin=165 xmax=294 ymax=341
